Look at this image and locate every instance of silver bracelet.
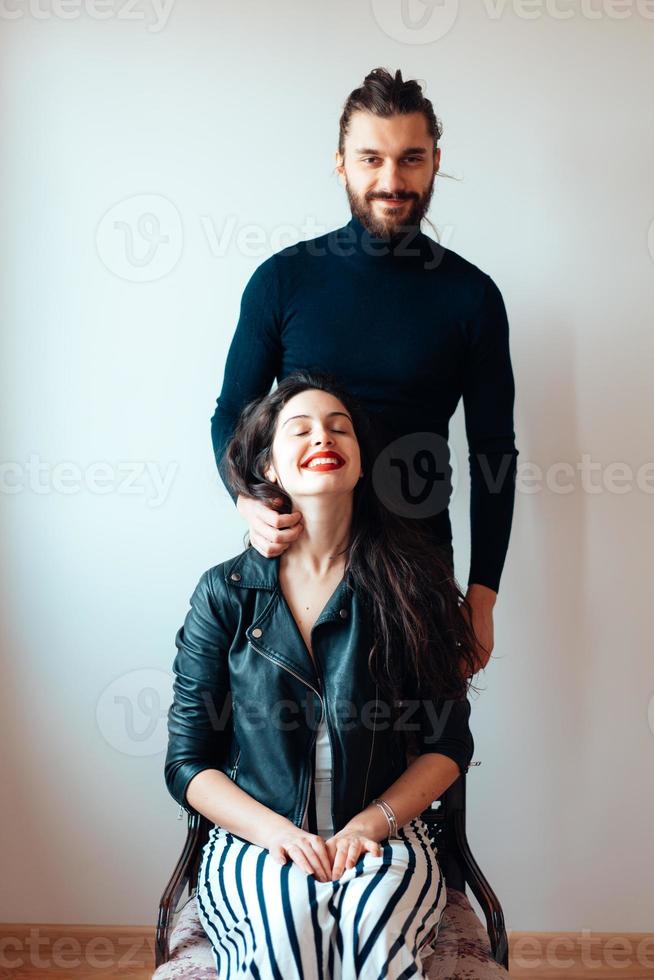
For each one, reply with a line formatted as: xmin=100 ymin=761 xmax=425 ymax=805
xmin=372 ymin=797 xmax=398 ymax=839
xmin=372 ymin=800 xmax=392 ymax=838
xmin=376 ymin=798 xmax=398 ymax=838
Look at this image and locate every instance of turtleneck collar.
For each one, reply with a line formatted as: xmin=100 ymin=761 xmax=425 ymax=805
xmin=338 ymin=212 xmax=443 ymax=265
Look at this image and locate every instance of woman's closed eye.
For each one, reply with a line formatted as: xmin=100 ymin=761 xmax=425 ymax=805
xmin=294 ymin=430 xmax=348 ymax=436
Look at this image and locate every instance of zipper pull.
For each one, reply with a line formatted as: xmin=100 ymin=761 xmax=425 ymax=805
xmin=177 ymin=803 xmax=184 ymax=820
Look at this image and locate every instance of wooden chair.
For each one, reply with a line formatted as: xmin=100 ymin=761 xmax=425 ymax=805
xmin=155 ymin=764 xmax=509 ymax=977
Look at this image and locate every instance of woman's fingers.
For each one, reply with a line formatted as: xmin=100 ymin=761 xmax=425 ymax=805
xmin=284 ymin=843 xmax=316 ymax=878
xmin=344 ymin=841 xmax=360 ymax=871
xmin=280 ymin=833 xmax=381 ymax=883
xmin=286 ymin=842 xmax=329 ymax=882
xmin=331 ymin=841 xmax=358 ymax=880
xmin=308 ymin=837 xmax=333 ymax=881
xmin=331 ymin=837 xmax=382 ymax=879
xmin=330 ymin=848 xmax=344 ymax=880
xmin=270 ymin=846 xmax=287 ymax=866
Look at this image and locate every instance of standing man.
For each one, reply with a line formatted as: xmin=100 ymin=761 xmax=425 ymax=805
xmin=210 ymin=67 xmax=518 ymax=674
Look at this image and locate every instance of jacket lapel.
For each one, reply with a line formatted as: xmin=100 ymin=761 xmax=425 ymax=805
xmin=224 ymin=547 xmax=353 ymax=691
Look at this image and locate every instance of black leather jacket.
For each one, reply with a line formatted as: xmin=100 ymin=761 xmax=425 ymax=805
xmin=165 ymin=545 xmax=474 ymax=832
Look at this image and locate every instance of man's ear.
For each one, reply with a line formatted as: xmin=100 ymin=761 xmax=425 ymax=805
xmin=334 ymin=150 xmax=345 ymax=184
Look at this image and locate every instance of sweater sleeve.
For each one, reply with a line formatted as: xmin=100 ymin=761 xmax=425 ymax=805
xmin=462 ymin=274 xmax=519 ymax=593
xmin=415 ymin=695 xmax=474 ymax=777
xmin=210 ymin=256 xmax=283 ymax=503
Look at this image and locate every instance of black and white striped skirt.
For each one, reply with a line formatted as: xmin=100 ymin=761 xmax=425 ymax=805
xmin=196 ymin=816 xmax=446 ymax=979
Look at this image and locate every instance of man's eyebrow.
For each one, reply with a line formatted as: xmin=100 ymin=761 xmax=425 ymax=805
xmin=354 ymin=146 xmax=428 ymax=155
xmin=281 ymin=412 xmax=352 ymax=428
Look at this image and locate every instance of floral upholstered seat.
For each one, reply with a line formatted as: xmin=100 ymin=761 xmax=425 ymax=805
xmin=151 ymin=885 xmax=509 ymax=979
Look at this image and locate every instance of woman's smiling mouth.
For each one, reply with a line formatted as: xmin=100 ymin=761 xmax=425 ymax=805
xmin=301 ymin=451 xmax=345 ymax=471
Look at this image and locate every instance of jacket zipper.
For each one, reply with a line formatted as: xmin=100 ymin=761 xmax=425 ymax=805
xmin=230 ymin=748 xmax=241 ymax=781
xmin=361 ymin=681 xmax=379 ymax=809
xmin=249 ymin=637 xmax=326 ymax=829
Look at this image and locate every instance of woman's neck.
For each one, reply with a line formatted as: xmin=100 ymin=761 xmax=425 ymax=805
xmin=280 ymin=496 xmax=352 ymax=578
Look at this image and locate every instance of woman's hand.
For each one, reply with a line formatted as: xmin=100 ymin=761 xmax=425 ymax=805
xmin=236 ymin=493 xmax=304 ymax=558
xmin=267 ymin=825 xmax=333 ymax=883
xmin=324 ymin=831 xmax=382 ymax=880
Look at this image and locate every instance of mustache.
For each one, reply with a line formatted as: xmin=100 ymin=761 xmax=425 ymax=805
xmin=369 ymin=193 xmax=417 ymax=201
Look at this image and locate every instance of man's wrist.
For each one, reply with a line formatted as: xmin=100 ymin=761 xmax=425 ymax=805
xmin=466 ymin=582 xmax=497 ymax=608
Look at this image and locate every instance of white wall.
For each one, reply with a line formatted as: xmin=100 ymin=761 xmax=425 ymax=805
xmin=1 ymin=0 xmax=652 ymax=937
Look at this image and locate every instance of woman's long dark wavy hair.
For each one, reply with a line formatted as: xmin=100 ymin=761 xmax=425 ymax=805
xmin=222 ymin=369 xmax=482 ymax=733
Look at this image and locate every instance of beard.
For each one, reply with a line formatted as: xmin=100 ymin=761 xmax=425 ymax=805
xmin=344 ymin=173 xmax=436 ymax=242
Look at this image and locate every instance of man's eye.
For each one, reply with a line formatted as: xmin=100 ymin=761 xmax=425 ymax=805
xmin=361 ymin=156 xmax=423 ymax=164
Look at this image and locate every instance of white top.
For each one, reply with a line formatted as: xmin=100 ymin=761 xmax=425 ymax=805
xmin=302 ymin=713 xmax=333 ymax=837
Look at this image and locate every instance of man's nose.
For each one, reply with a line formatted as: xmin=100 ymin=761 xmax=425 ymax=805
xmin=376 ymin=159 xmax=405 ymax=191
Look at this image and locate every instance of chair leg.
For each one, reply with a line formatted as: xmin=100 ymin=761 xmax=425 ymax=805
xmin=155 ymin=814 xmax=205 ymax=968
xmin=452 ymin=809 xmax=509 ymax=970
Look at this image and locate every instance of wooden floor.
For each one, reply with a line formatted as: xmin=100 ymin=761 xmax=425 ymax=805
xmin=0 ymin=924 xmax=155 ymax=979
xmin=0 ymin=925 xmax=652 ymax=978
xmin=506 ymin=930 xmax=654 ymax=979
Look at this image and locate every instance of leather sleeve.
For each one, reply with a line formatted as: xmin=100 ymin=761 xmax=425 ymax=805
xmin=164 ymin=568 xmax=235 ymax=815
xmin=414 ymin=694 xmax=475 ymax=777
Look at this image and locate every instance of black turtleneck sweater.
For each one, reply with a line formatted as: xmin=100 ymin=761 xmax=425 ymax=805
xmin=210 ymin=214 xmax=518 ymax=593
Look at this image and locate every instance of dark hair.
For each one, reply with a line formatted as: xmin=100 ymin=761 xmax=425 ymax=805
xmin=223 ymin=369 xmax=481 ymax=735
xmin=336 ymin=67 xmax=457 ymax=241
xmin=337 ymin=67 xmax=443 ymax=160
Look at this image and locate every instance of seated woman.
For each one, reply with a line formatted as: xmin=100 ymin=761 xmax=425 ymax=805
xmin=164 ymin=368 xmax=481 ymax=980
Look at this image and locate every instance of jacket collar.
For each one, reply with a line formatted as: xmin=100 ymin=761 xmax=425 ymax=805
xmin=225 ymin=545 xmax=351 ymax=607
xmin=224 ymin=546 xmax=356 ymax=690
